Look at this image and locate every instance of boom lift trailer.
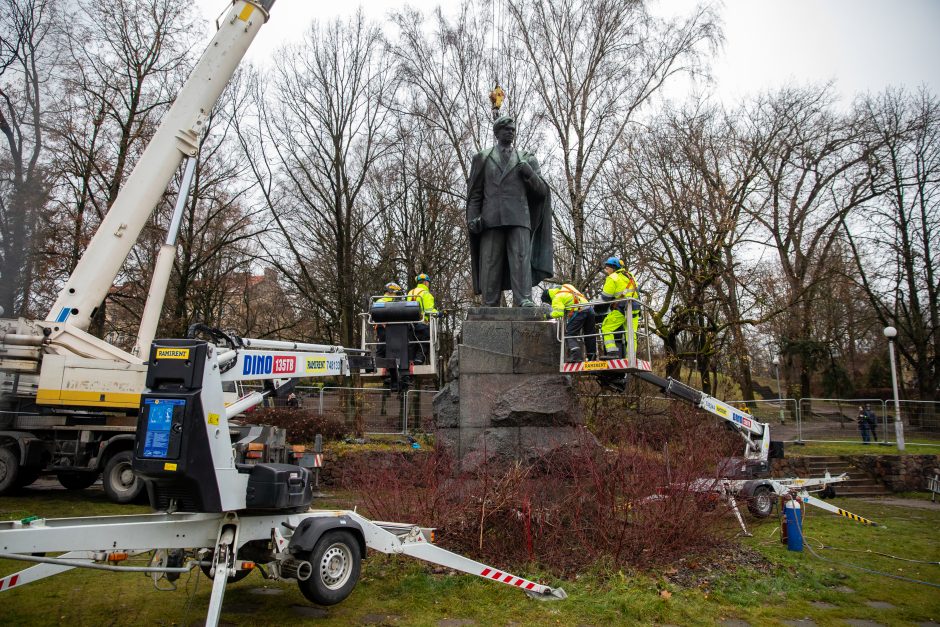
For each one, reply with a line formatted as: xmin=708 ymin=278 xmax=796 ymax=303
xmin=0 ymin=334 xmax=567 ymax=626
xmin=0 ymin=0 xmax=294 ymax=500
xmin=559 ymin=297 xmax=876 ymax=531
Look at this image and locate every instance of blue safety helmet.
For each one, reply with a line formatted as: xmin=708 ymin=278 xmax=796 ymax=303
xmin=415 ymin=273 xmax=430 ymax=284
xmin=603 ymin=256 xmax=622 ymax=269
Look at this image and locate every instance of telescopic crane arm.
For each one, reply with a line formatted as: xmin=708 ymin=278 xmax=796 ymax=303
xmin=46 ymin=0 xmax=275 ymax=333
xmin=632 ymin=370 xmax=772 ymax=464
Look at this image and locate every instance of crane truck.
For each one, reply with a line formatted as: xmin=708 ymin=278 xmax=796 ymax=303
xmin=0 ymin=0 xmax=297 ymax=502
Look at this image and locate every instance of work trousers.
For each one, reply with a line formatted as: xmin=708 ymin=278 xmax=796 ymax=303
xmin=565 ymin=309 xmax=597 ymax=358
xmin=479 ymin=226 xmax=532 ymax=306
xmin=601 ymin=307 xmax=639 ymax=357
xmin=410 ymin=322 xmax=430 ymax=364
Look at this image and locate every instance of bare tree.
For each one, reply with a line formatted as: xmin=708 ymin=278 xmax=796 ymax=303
xmin=612 ymin=104 xmax=760 ymax=393
xmin=844 ymin=88 xmax=940 ymax=402
xmin=162 ymin=92 xmax=266 ymax=339
xmin=40 ymin=0 xmax=195 ymax=330
xmin=745 ymin=85 xmax=880 ymax=399
xmin=364 ymin=112 xmax=476 ymax=368
xmin=0 ymin=0 xmax=57 ymax=316
xmin=508 ymin=0 xmax=720 ymax=285
xmin=235 ymin=12 xmax=396 ymax=347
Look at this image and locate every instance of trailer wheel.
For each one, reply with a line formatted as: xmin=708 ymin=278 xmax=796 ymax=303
xmin=57 ymin=471 xmax=99 ymax=491
xmin=0 ymin=445 xmax=20 ymax=494
xmin=747 ymin=485 xmax=775 ymax=518
xmin=297 ymin=530 xmax=361 ymax=606
xmin=103 ymin=451 xmax=142 ymax=503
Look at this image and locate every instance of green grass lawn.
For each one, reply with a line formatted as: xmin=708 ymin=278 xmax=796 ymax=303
xmin=786 ymin=440 xmax=940 ymax=456
xmin=1 ymin=489 xmax=938 ymax=626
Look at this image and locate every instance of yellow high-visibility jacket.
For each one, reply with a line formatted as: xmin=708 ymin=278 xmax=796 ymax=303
xmin=601 ymin=269 xmax=639 ymax=315
xmin=407 ymin=284 xmax=438 ymax=319
xmin=548 ymin=284 xmax=588 ymax=319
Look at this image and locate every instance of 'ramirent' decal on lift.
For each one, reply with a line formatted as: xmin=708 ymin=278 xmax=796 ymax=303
xmin=156 ymin=348 xmax=190 ymax=360
xmin=561 ymin=359 xmax=651 ymax=373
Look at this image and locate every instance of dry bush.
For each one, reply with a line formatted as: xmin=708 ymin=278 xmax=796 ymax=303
xmin=247 ymin=407 xmax=346 ymax=443
xmin=340 ymin=407 xmax=743 ymax=575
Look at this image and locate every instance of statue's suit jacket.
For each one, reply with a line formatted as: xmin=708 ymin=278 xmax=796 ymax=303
xmin=466 ymin=146 xmax=554 ymax=295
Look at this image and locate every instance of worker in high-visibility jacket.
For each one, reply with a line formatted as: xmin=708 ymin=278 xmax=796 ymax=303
xmin=599 ymin=257 xmax=640 ymax=359
xmin=407 ymin=273 xmax=437 ymax=365
xmin=375 ymin=281 xmax=403 ymax=358
xmin=540 ymin=283 xmax=596 ymax=362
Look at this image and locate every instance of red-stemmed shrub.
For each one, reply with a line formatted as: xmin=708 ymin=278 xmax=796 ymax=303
xmin=340 ymin=407 xmax=744 ymax=575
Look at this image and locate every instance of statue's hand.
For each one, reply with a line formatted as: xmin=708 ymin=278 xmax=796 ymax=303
xmin=518 ymin=160 xmax=535 ymax=179
xmin=468 ymin=216 xmax=483 ymax=234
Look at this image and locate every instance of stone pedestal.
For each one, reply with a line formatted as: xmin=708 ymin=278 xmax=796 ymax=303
xmin=434 ymin=307 xmax=586 ymax=468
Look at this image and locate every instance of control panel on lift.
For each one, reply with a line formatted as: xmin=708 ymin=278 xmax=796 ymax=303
xmin=133 ymin=339 xmax=223 ymax=512
xmin=133 ymin=336 xmax=317 ymax=514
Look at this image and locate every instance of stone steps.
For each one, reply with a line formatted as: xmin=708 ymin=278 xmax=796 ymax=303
xmin=751 ymin=382 xmax=777 ymax=399
xmin=799 ymin=455 xmax=891 ymax=496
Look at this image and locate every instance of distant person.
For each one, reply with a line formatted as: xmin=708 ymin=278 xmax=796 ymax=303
xmin=863 ymin=403 xmax=878 ymax=442
xmin=857 ymin=405 xmax=876 ymax=444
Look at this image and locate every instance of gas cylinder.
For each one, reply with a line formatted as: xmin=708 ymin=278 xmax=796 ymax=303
xmin=784 ymin=498 xmax=803 ymax=552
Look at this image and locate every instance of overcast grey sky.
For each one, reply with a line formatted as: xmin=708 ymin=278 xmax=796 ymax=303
xmin=194 ymin=0 xmax=940 ymax=102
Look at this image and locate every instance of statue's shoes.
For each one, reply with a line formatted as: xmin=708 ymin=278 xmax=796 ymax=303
xmin=520 ymin=299 xmax=536 ymax=307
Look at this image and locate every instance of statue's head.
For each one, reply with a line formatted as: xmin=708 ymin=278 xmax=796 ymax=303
xmin=493 ymin=115 xmax=516 ymax=143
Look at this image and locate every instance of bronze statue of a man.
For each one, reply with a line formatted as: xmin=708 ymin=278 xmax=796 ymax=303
xmin=466 ymin=116 xmax=553 ymax=307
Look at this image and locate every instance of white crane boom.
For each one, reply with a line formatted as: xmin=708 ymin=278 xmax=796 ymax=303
xmin=46 ymin=0 xmax=274 ymax=332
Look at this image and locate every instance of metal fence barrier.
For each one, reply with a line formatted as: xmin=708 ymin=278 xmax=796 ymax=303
xmin=572 ymin=393 xmax=939 ymax=449
xmin=404 ymin=389 xmax=438 ymax=434
xmin=318 ymin=387 xmax=402 ymax=435
xmin=896 ymin=400 xmax=940 ymax=445
xmin=237 ymin=380 xmax=939 ymax=446
xmin=231 ymin=383 xmax=438 ymax=436
xmin=796 ymin=398 xmax=888 ymax=445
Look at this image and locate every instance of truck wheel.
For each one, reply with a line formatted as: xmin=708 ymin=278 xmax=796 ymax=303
xmin=747 ymin=485 xmax=775 ymax=518
xmin=0 ymin=445 xmax=20 ymax=494
xmin=57 ymin=471 xmax=99 ymax=491
xmin=15 ymin=464 xmax=42 ymax=488
xmin=103 ymin=451 xmax=142 ymax=503
xmin=297 ymin=530 xmax=361 ymax=606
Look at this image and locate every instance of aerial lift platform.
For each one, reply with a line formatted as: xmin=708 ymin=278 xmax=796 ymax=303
xmin=0 ymin=333 xmax=566 ymax=625
xmin=556 ymin=296 xmax=875 ymax=532
xmin=360 ymin=295 xmax=440 ymax=383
